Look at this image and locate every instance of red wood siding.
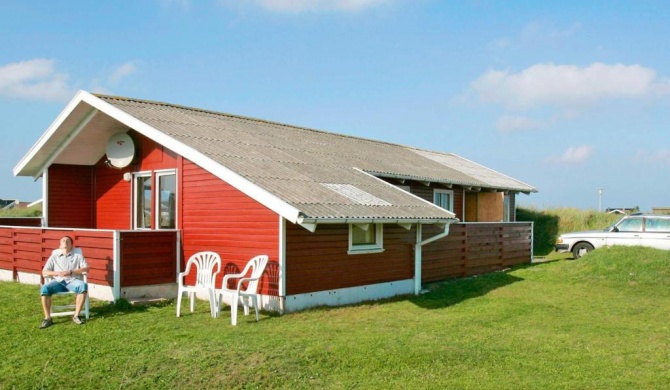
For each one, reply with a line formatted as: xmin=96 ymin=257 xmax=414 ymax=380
xmin=285 ymin=223 xmax=416 ymax=295
xmin=93 ymin=131 xmax=178 ymax=229
xmin=47 ymin=164 xmax=94 ymax=228
xmin=180 ymin=160 xmax=279 ymax=295
xmin=0 ymin=227 xmax=114 ymax=286
xmin=94 ymin=160 xmax=133 ymax=229
xmin=119 ymin=231 xmax=178 ymax=286
xmin=422 ymin=223 xmax=532 ymax=282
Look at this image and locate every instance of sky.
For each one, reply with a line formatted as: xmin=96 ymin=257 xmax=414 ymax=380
xmin=1 ymin=0 xmax=669 ymax=212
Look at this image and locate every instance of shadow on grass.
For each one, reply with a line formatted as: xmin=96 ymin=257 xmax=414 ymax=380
xmin=409 ymin=271 xmax=525 ymax=310
xmin=88 ymin=298 xmax=173 ymax=318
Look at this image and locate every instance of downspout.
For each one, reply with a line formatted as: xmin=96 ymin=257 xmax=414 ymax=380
xmin=414 ymin=221 xmax=454 ymax=295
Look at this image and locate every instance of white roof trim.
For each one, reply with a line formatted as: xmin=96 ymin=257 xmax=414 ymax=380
xmin=13 ymin=90 xmax=91 ymax=177
xmin=15 ymin=91 xmax=304 ymax=224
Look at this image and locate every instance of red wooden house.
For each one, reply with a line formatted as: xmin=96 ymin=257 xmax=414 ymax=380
xmin=1 ymin=91 xmax=536 ymax=313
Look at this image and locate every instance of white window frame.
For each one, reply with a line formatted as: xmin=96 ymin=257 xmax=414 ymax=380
xmin=155 ymin=169 xmax=177 ymax=229
xmin=503 ymin=193 xmax=511 ymax=222
xmin=433 ymin=189 xmax=454 ymax=212
xmin=348 ymin=223 xmax=384 ymax=254
xmin=133 ymin=171 xmax=153 ymax=230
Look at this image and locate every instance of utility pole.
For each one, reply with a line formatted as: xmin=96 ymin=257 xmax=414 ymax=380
xmin=597 ymin=188 xmax=604 ymax=212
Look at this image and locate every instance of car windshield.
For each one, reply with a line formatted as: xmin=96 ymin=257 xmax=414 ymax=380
xmin=603 ymin=216 xmax=627 ymax=232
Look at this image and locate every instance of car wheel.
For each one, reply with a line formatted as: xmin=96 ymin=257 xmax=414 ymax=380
xmin=572 ymin=242 xmax=594 ymax=259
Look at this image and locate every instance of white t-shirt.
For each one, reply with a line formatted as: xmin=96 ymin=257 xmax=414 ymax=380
xmin=42 ymin=248 xmax=88 ymax=282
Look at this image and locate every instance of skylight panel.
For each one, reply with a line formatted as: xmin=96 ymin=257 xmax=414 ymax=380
xmin=321 ymin=183 xmax=392 ymax=206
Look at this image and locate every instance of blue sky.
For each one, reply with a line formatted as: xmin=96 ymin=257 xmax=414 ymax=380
xmin=1 ymin=0 xmax=669 ymax=211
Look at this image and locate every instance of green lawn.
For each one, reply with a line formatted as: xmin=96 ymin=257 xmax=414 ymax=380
xmin=2 ymin=246 xmax=669 ymax=389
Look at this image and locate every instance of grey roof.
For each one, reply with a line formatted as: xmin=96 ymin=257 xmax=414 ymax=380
xmin=14 ymin=91 xmax=537 ymax=225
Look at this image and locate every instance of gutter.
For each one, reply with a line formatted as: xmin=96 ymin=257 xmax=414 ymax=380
xmin=296 ymin=216 xmax=456 ymax=232
xmin=414 ymin=221 xmax=456 ymax=295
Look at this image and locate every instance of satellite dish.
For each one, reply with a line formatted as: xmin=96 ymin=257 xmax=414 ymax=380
xmin=105 ymin=132 xmax=135 ymax=168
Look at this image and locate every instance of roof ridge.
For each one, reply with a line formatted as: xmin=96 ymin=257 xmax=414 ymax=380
xmin=92 ymin=92 xmax=437 ymax=151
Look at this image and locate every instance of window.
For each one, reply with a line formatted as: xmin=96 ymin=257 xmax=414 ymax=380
xmin=348 ymin=224 xmax=384 ymax=254
xmin=156 ymin=171 xmax=176 ymax=229
xmin=503 ymin=193 xmax=512 ymax=222
xmin=133 ymin=170 xmax=177 ymax=230
xmin=134 ymin=173 xmax=152 ymax=229
xmin=433 ymin=189 xmax=454 ymax=212
xmin=645 ymin=217 xmax=670 ymax=232
xmin=616 ymin=217 xmax=643 ymax=232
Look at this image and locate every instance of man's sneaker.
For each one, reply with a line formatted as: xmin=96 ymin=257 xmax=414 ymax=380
xmin=39 ymin=318 xmax=53 ymax=329
xmin=72 ymin=316 xmax=83 ymax=325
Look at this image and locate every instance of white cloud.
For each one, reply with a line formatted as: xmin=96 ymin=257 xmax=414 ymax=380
xmin=546 ymin=145 xmax=593 ymax=164
xmin=489 ymin=20 xmax=580 ymax=52
xmin=496 ymin=115 xmax=542 ymax=133
xmin=520 ymin=20 xmax=581 ymax=43
xmin=0 ymin=59 xmax=71 ymax=101
xmin=635 ymin=149 xmax=670 ymax=164
xmin=471 ymin=63 xmax=670 ymax=110
xmin=240 ymin=0 xmax=392 ymax=13
xmin=107 ymin=62 xmax=137 ymax=86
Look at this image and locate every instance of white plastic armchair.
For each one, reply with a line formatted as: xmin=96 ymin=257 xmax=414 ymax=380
xmin=43 ymin=272 xmax=90 ymax=320
xmin=176 ymin=251 xmax=221 ymax=318
xmin=217 ymin=255 xmax=269 ymax=325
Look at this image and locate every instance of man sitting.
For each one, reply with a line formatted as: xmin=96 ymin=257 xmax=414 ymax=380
xmin=39 ymin=235 xmax=89 ymax=329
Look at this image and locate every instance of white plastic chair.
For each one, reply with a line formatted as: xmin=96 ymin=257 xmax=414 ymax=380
xmin=42 ymin=248 xmax=90 ymax=319
xmin=43 ymin=272 xmax=90 ymax=320
xmin=176 ymin=251 xmax=221 ymax=318
xmin=217 ymin=255 xmax=269 ymax=325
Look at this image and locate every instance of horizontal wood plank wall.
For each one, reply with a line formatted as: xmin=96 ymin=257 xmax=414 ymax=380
xmin=0 ymin=227 xmax=114 ymax=286
xmin=94 ymin=159 xmax=133 ymax=229
xmin=94 ymin=131 xmax=178 ymax=229
xmin=285 ymin=223 xmax=415 ymax=295
xmin=0 ymin=218 xmax=41 ymax=227
xmin=47 ymin=164 xmax=94 ymax=228
xmin=180 ymin=160 xmax=279 ymax=295
xmin=422 ymin=222 xmax=532 ymax=282
xmin=119 ymin=231 xmax=177 ymax=286
xmin=382 ymin=179 xmax=464 ymax=221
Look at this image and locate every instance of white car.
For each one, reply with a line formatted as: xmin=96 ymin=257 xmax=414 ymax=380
xmin=555 ymin=214 xmax=670 ymax=259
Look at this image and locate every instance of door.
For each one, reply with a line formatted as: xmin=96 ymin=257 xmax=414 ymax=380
xmin=606 ymin=216 xmax=643 ymax=247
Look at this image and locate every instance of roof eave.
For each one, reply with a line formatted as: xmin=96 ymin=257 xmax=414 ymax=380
xmin=13 ymin=90 xmax=92 ymax=178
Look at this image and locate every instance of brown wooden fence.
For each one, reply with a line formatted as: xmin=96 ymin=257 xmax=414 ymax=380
xmin=422 ymin=222 xmax=533 ymax=283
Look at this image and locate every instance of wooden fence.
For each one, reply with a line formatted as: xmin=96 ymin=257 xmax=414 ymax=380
xmin=0 ymin=226 xmax=179 ymax=300
xmin=422 ymin=222 xmax=533 ymax=282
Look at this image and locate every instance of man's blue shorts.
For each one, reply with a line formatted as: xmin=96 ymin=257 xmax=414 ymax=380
xmin=40 ymin=279 xmax=88 ymax=296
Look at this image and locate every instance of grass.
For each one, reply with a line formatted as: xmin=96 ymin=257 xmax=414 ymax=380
xmin=0 ymin=205 xmax=42 ymax=217
xmin=2 ymin=246 xmax=670 ymax=389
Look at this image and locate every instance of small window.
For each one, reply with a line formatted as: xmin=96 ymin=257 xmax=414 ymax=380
xmin=616 ymin=217 xmax=643 ymax=232
xmin=503 ymin=193 xmax=512 ymax=222
xmin=645 ymin=218 xmax=670 ymax=232
xmin=134 ymin=173 xmax=152 ymax=229
xmin=156 ymin=171 xmax=177 ymax=229
xmin=433 ymin=189 xmax=454 ymax=212
xmin=348 ymin=224 xmax=384 ymax=254
xmin=132 ymin=170 xmax=177 ymax=230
